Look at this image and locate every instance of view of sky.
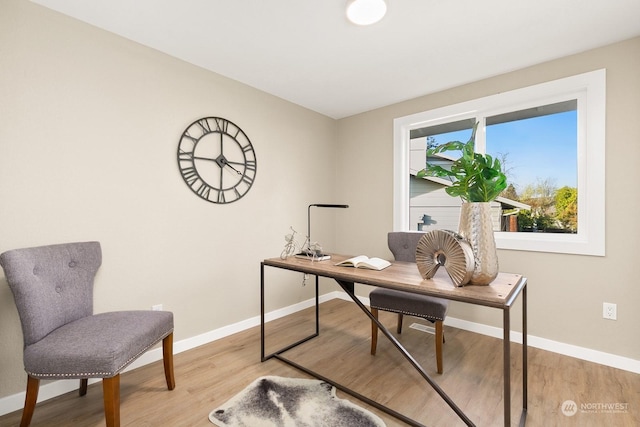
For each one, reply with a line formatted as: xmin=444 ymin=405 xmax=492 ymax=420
xmin=428 ymin=111 xmax=578 ymax=194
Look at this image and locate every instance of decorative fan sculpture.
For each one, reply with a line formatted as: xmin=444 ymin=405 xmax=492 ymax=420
xmin=416 ymin=230 xmax=475 ymax=287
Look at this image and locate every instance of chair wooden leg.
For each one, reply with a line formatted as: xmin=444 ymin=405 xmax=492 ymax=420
xmin=79 ymin=378 xmax=88 ymax=397
xmin=435 ymin=320 xmax=444 ymax=374
xmin=20 ymin=375 xmax=39 ymax=427
xmin=162 ymin=333 xmax=176 ymax=390
xmin=102 ymin=375 xmax=120 ymax=427
xmin=370 ymin=308 xmax=379 ymax=355
xmin=397 ymin=313 xmax=404 ymax=334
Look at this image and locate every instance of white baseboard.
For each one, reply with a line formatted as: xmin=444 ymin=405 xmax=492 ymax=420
xmin=0 ymin=293 xmax=336 ymax=417
xmin=442 ymin=316 xmax=640 ymax=374
xmin=1 ymin=291 xmax=637 ymax=416
xmin=334 ymin=291 xmax=640 ymax=373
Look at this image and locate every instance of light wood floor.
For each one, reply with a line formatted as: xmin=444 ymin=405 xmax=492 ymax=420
xmin=0 ymin=299 xmax=638 ymax=426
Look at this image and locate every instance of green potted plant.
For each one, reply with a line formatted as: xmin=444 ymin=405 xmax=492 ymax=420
xmin=416 ymin=122 xmax=507 ymax=201
xmin=416 ymin=122 xmax=507 ymax=285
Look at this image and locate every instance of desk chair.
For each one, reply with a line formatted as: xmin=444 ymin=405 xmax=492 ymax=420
xmin=369 ymin=232 xmax=449 ymax=373
xmin=0 ymin=241 xmax=175 ymax=427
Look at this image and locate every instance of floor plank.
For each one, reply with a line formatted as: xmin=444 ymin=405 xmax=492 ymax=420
xmin=0 ymin=299 xmax=638 ymax=426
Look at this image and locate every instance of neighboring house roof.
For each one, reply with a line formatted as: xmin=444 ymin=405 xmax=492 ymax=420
xmin=495 ymin=196 xmax=531 ymax=210
xmin=410 ymin=173 xmax=531 ymax=210
xmin=431 ymin=152 xmax=458 ymax=162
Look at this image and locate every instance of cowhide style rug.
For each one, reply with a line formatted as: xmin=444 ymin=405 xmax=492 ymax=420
xmin=209 ymin=376 xmax=386 ymax=427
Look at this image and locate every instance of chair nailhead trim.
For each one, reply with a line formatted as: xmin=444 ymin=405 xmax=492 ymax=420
xmin=27 ymin=330 xmax=173 ymax=379
xmin=370 ymin=306 xmax=444 ymax=322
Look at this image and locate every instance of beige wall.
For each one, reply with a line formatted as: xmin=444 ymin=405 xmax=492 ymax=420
xmin=0 ymin=0 xmax=342 ymax=398
xmin=336 ymin=37 xmax=640 ymax=362
xmin=1 ymin=0 xmax=638 ymax=407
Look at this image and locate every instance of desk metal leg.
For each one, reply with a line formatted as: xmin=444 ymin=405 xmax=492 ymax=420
xmin=504 ymin=284 xmax=529 ymax=427
xmin=261 ymin=262 xmax=265 ymax=360
xmin=503 ymin=307 xmax=511 ymax=426
xmin=261 ymin=263 xmax=320 ymax=362
xmin=521 ymin=284 xmax=528 ymax=426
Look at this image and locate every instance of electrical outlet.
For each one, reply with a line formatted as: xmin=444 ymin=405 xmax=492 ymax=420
xmin=152 ymin=304 xmax=163 ymax=311
xmin=603 ymin=302 xmax=617 ymax=320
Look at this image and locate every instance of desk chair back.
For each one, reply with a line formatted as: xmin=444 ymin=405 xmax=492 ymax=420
xmin=369 ymin=232 xmax=449 ymax=373
xmin=2 ymin=242 xmax=101 ymax=347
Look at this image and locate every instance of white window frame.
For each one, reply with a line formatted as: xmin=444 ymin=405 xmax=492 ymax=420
xmin=393 ymin=69 xmax=606 ymax=256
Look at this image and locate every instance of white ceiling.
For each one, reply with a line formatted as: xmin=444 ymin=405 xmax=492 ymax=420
xmin=32 ymin=0 xmax=640 ymax=119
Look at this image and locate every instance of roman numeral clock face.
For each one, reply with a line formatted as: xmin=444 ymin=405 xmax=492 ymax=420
xmin=177 ymin=117 xmax=257 ymax=204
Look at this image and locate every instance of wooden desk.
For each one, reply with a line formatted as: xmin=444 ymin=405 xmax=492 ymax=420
xmin=260 ymin=254 xmax=527 ymax=426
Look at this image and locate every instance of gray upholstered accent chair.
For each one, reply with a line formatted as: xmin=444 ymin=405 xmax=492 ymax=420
xmin=369 ymin=232 xmax=449 ymax=373
xmin=0 ymin=241 xmax=175 ymax=427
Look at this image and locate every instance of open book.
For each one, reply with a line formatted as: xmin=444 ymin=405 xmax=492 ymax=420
xmin=335 ymin=255 xmax=391 ymax=271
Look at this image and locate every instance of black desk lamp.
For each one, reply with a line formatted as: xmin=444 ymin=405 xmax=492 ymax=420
xmin=299 ymin=203 xmax=349 ymax=260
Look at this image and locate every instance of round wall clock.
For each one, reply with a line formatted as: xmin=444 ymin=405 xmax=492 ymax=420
xmin=177 ymin=117 xmax=257 ymax=204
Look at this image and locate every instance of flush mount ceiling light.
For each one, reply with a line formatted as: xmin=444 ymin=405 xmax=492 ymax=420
xmin=346 ymin=0 xmax=387 ymax=26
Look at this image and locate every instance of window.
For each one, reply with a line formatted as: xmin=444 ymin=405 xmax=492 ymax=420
xmin=393 ymin=69 xmax=605 ymax=256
